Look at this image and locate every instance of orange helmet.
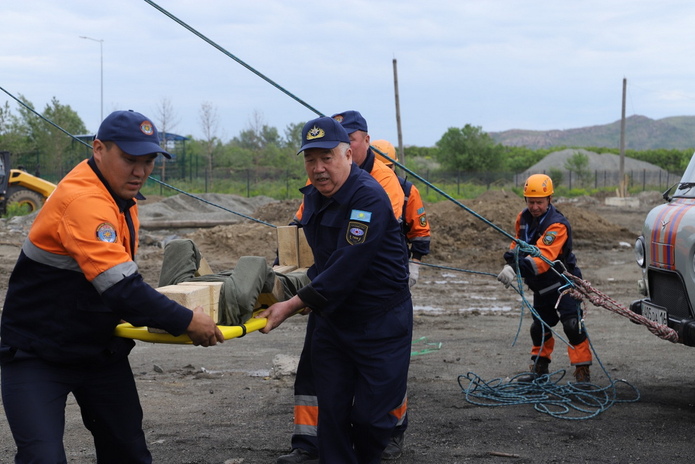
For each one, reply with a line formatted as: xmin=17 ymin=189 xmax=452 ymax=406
xmin=371 ymin=139 xmax=398 ymax=166
xmin=523 ymin=174 xmax=554 ymax=197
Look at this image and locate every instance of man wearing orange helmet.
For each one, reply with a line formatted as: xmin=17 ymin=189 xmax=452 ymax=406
xmin=497 ymin=174 xmax=592 ymax=383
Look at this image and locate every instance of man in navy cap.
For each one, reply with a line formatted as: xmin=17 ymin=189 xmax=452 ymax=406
xmin=259 ymin=116 xmax=412 ymax=464
xmin=0 ymin=110 xmax=224 ymax=463
xmin=279 ymin=111 xmax=408 ymax=463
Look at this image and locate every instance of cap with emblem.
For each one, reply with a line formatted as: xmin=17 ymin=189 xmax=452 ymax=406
xmin=297 ymin=116 xmax=351 ymax=155
xmin=331 ymin=110 xmax=368 ymax=134
xmin=96 ymin=110 xmax=171 ymax=158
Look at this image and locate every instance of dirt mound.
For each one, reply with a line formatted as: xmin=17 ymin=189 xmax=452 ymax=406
xmin=424 ymin=189 xmax=636 ymax=271
xmin=181 ymin=190 xmax=637 ymax=275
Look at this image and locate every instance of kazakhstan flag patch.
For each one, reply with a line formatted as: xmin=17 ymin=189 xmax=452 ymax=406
xmin=350 ymin=209 xmax=372 ymax=222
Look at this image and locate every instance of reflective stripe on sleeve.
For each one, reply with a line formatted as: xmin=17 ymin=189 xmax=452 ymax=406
xmin=22 ymin=239 xmax=81 ymax=272
xmin=92 ymin=261 xmax=139 ymax=294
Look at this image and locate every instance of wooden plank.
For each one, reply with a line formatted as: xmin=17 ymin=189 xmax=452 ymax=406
xmin=277 ymin=225 xmax=299 ymax=267
xmin=151 ymin=284 xmax=211 ymax=333
xmin=179 ymin=281 xmax=223 ymax=323
xmin=297 ymin=227 xmax=313 ymax=268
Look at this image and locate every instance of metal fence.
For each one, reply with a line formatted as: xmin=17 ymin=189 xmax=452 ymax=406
xmin=15 ymin=155 xmax=681 ymax=198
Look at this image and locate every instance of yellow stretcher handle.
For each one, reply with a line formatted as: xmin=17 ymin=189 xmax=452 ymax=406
xmin=114 ymin=312 xmax=268 ymax=344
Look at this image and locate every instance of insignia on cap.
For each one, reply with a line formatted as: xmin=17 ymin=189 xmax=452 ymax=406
xmin=96 ymin=222 xmax=118 ymax=243
xmin=333 ymin=115 xmax=344 ymax=123
xmin=140 ymin=121 xmax=154 ymax=136
xmin=306 ymin=125 xmax=325 ymax=140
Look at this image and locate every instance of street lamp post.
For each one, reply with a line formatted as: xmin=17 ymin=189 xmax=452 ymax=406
xmin=79 ymin=36 xmax=104 ymax=122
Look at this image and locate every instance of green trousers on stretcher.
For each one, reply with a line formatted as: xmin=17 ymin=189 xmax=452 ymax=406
xmin=158 ymin=239 xmax=310 ymax=325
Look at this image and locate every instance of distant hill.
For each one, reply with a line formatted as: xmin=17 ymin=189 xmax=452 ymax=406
xmin=489 ymin=115 xmax=695 ymax=150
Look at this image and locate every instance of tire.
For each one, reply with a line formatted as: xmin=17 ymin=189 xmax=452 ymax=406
xmin=6 ymin=187 xmax=45 ymax=213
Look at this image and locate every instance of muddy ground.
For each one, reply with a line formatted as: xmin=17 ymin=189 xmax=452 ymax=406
xmin=1 ymin=190 xmax=694 ymax=463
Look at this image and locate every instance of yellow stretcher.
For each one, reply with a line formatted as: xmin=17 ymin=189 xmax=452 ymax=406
xmin=114 ymin=311 xmax=268 ymax=344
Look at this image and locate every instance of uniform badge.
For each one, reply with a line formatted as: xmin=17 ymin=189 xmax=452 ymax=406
xmin=306 ymin=125 xmax=325 ymax=140
xmin=346 ymin=221 xmax=368 ymax=245
xmin=140 ymin=120 xmax=154 ymax=136
xmin=96 ymin=222 xmax=117 ymax=243
xmin=542 ymin=231 xmax=557 ymax=246
xmin=419 ymin=214 xmax=428 ymax=227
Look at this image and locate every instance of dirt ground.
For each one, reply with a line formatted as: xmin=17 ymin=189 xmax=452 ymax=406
xmin=1 ymin=190 xmax=694 ymax=464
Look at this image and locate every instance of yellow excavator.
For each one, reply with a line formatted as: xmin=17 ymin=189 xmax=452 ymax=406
xmin=0 ymin=150 xmax=56 ymax=215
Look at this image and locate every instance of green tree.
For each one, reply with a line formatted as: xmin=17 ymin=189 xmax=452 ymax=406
xmin=435 ymin=124 xmax=503 ymax=173
xmin=564 ymin=151 xmax=591 ymax=186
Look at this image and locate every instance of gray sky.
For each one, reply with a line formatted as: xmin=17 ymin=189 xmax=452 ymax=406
xmin=2 ymin=0 xmax=694 ymax=147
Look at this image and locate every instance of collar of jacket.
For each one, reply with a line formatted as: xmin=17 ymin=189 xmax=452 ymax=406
xmin=359 ymin=148 xmax=375 ymax=173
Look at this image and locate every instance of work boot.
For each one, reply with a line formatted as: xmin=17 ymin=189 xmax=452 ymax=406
xmin=573 ymin=365 xmax=591 ymax=383
xmin=382 ymin=431 xmax=405 ymax=460
xmin=276 ymin=448 xmax=319 ymax=464
xmin=514 ymin=357 xmax=550 ymax=383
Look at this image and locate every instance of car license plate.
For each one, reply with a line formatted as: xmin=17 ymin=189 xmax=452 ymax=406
xmin=642 ymin=302 xmax=668 ymax=326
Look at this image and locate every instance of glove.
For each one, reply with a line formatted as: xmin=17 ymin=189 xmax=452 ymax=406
xmin=408 ymin=261 xmax=420 ymax=288
xmin=497 ymin=265 xmax=516 ymax=288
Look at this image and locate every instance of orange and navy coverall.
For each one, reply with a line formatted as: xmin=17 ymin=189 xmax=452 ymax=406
xmin=289 ymin=149 xmax=407 ymax=458
xmin=399 ymin=177 xmax=430 ymax=260
xmin=0 ymin=158 xmax=194 ymax=463
xmin=503 ymin=203 xmax=592 ymax=367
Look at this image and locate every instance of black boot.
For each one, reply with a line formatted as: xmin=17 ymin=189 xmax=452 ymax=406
xmin=514 ymin=357 xmax=550 ymax=383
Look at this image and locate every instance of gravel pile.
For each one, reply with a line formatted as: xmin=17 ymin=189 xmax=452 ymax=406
xmin=137 ymin=193 xmax=277 ymax=229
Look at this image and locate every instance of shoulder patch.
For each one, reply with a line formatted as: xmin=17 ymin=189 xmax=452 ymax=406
xmin=346 ymin=221 xmax=368 ymax=245
xmin=96 ymin=222 xmax=117 ymax=243
xmin=419 ymin=214 xmax=428 ymax=227
xmin=542 ymin=231 xmax=557 ymax=246
xmin=350 ymin=209 xmax=372 ymax=223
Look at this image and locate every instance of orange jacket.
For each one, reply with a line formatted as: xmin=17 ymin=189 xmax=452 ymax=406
xmin=400 ymin=179 xmax=430 ymax=259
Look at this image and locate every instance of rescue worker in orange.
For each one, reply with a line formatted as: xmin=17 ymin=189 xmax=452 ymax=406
xmin=371 ymin=139 xmax=430 ymax=287
xmin=497 ymin=174 xmax=592 ymax=383
xmin=0 ymin=110 xmax=224 ymax=463
xmin=278 ymin=111 xmax=406 ymax=464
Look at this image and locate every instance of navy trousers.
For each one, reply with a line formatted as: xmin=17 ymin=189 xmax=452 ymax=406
xmin=1 ymin=352 xmax=151 ymax=463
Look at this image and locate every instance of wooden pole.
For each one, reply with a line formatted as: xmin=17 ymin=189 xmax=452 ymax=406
xmin=393 ymin=58 xmax=405 ymax=168
xmin=619 ymin=78 xmax=627 ymax=197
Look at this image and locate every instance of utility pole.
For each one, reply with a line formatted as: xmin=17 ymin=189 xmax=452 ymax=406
xmin=79 ymin=36 xmax=104 ymax=122
xmin=619 ymin=77 xmax=627 ymax=197
xmin=392 ymin=58 xmax=405 ymax=167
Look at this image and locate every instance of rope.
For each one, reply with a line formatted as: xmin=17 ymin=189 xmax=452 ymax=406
xmin=144 ymin=0 xmax=324 ymax=118
xmin=561 ymin=273 xmax=680 ymax=343
xmin=458 ymin=326 xmax=640 ymax=420
xmin=0 ymin=85 xmax=275 ymax=228
xmin=147 ymin=178 xmax=277 ymax=228
xmin=143 ymin=0 xmax=567 ymax=279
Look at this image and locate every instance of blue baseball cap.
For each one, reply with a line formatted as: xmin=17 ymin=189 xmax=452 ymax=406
xmin=331 ymin=110 xmax=368 ymax=134
xmin=96 ymin=110 xmax=171 ymax=158
xmin=297 ymin=116 xmax=351 ymax=155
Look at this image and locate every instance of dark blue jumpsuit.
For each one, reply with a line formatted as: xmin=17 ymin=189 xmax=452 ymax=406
xmin=295 ymin=163 xmax=412 ymax=464
xmin=0 ymin=158 xmax=194 ymax=463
